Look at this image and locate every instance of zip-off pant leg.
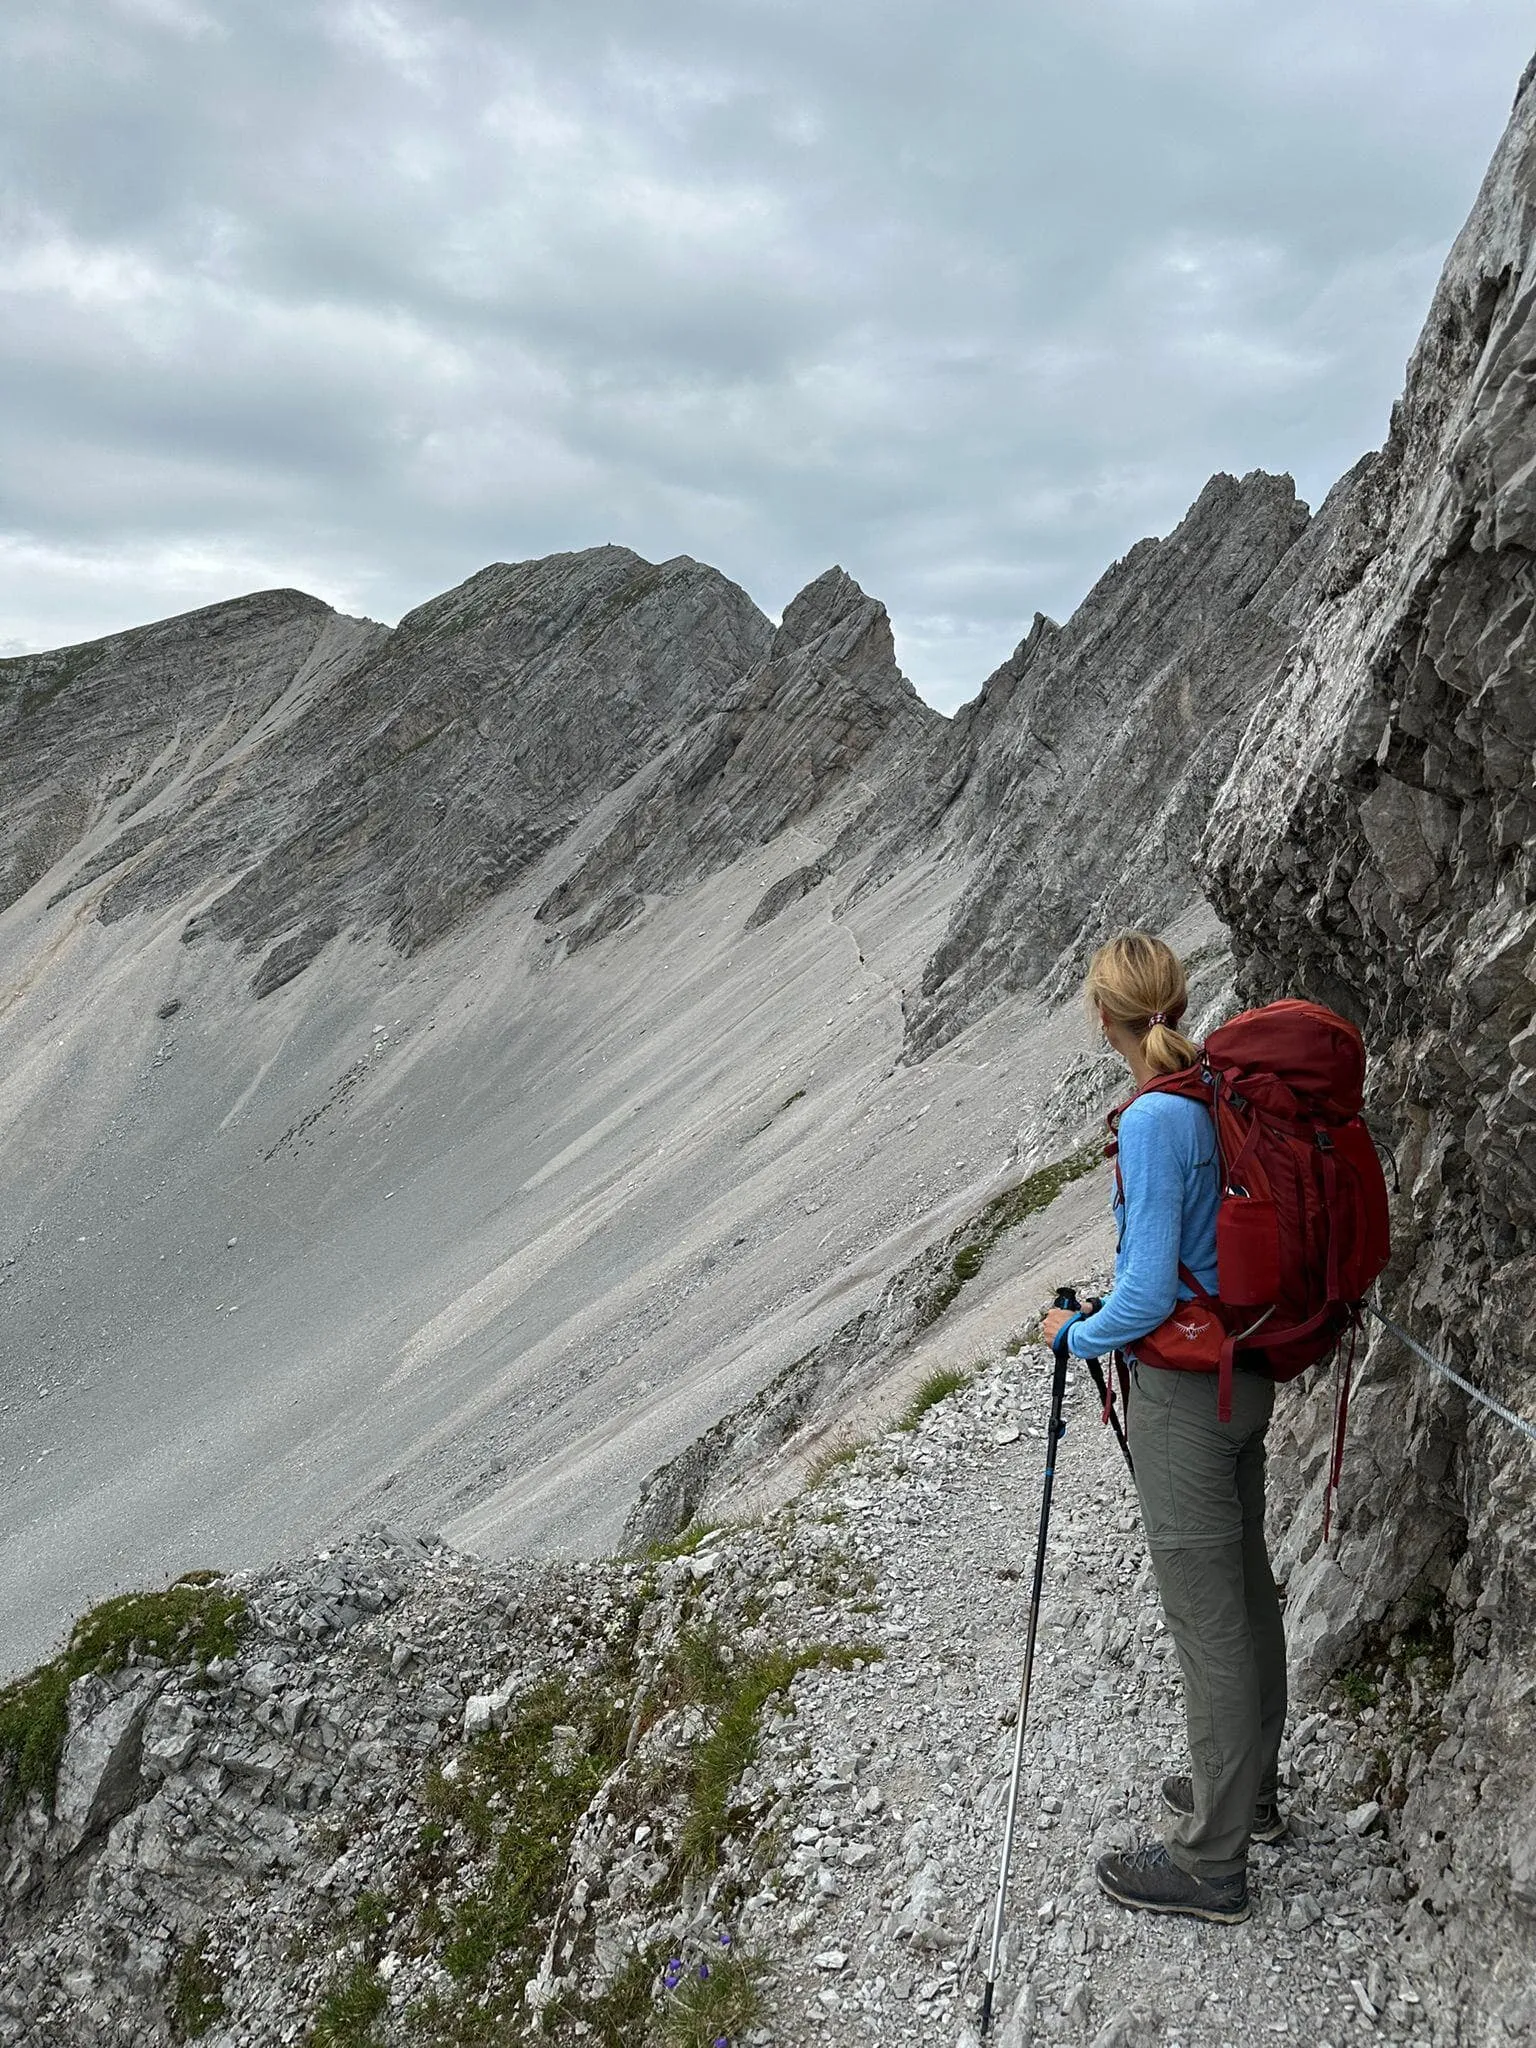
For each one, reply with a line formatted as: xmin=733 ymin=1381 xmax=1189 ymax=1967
xmin=1126 ymin=1361 xmax=1287 ymax=1882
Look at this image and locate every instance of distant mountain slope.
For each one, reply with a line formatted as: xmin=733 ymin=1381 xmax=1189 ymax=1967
xmin=0 ymin=590 xmax=383 ymax=921
xmin=2 ymin=548 xmax=777 ymax=999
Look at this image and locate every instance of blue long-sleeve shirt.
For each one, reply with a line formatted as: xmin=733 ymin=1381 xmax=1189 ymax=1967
xmin=1067 ymin=1090 xmax=1220 ymax=1359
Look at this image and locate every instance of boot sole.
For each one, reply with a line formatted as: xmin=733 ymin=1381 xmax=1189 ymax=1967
xmin=1161 ymin=1790 xmax=1287 ymax=1846
xmin=1096 ymin=1867 xmax=1251 ymax=1924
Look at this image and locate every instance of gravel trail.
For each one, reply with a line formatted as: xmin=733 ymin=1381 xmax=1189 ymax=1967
xmin=746 ymin=1345 xmax=1454 ymax=2047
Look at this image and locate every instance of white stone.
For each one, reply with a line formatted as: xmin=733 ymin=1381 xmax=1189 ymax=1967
xmin=52 ymin=1675 xmax=161 ymax=1857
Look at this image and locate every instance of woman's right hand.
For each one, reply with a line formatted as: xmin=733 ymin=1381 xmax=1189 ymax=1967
xmin=1041 ymin=1307 xmax=1078 ymax=1352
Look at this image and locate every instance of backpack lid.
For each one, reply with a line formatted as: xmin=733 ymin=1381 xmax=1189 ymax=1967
xmin=1203 ymin=999 xmax=1365 ymax=1121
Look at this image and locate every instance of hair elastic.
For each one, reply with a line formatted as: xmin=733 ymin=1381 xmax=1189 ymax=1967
xmin=1148 ymin=1011 xmax=1169 ymax=1027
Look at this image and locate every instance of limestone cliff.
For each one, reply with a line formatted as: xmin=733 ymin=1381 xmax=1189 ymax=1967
xmin=1202 ymin=56 xmax=1536 ymax=1993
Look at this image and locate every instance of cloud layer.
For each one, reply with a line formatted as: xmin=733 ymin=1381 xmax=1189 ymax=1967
xmin=2 ymin=0 xmax=1532 ymax=706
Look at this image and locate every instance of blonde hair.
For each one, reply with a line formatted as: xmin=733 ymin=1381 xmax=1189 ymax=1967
xmin=1084 ymin=931 xmax=1201 ymax=1078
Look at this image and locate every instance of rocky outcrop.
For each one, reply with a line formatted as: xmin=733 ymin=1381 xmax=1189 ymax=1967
xmin=536 ymin=568 xmax=940 ymax=948
xmin=893 ymin=469 xmax=1330 ymax=1056
xmin=3 ymin=1367 xmax=1507 ymax=2047
xmin=1202 ymin=55 xmax=1536 ymax=1988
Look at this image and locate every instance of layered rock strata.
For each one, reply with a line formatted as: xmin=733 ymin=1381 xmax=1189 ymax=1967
xmin=2 ymin=548 xmax=775 ymax=994
xmin=1202 ymin=55 xmax=1536 ymax=1977
xmin=537 ymin=568 xmax=940 ymax=951
xmin=798 ymin=469 xmax=1331 ymax=1059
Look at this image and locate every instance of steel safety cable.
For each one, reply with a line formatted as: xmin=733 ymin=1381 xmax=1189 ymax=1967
xmin=1363 ymin=1303 xmax=1536 ymax=1446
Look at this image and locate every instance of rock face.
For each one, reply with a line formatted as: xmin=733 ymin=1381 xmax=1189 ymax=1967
xmin=1202 ymin=55 xmax=1536 ymax=1980
xmin=50 ymin=1674 xmax=163 ymax=1860
xmin=894 ymin=470 xmax=1327 ymax=1056
xmin=744 ymin=473 xmax=1336 ymax=1059
xmin=537 ymin=568 xmax=940 ymax=950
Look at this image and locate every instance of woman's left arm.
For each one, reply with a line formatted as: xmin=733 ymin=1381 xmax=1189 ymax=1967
xmin=1062 ymin=1100 xmax=1186 ymax=1357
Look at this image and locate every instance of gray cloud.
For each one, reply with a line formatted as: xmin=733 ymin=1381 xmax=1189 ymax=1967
xmin=1 ymin=0 xmax=1531 ymax=705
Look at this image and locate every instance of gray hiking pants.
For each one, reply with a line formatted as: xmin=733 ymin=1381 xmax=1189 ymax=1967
xmin=1127 ymin=1359 xmax=1288 ymax=1882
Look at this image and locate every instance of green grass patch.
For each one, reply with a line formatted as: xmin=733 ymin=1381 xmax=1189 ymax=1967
xmin=805 ymin=1435 xmax=860 ymax=1489
xmin=637 ymin=1523 xmax=718 ymax=1564
xmin=973 ymin=1140 xmax=1103 ymax=1242
xmin=423 ymin=1674 xmax=628 ymax=1994
xmin=1337 ymin=1669 xmax=1380 ymax=1713
xmin=911 ymin=1143 xmax=1101 ymax=1337
xmin=0 ymin=1574 xmax=245 ymax=1817
xmin=898 ymin=1366 xmax=972 ymax=1432
xmin=544 ymin=1946 xmax=662 ymax=2045
xmin=309 ymin=1960 xmax=387 ymax=2046
xmin=352 ymin=1891 xmax=392 ymax=1938
xmin=671 ymin=1629 xmax=878 ymax=1872
xmin=169 ymin=1930 xmax=225 ymax=2040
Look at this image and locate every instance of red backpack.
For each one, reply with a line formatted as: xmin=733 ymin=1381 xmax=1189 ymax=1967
xmin=1107 ymin=999 xmax=1391 ymax=1529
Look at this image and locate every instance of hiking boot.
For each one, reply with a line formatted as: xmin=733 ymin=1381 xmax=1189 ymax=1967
xmin=1161 ymin=1773 xmax=1287 ymax=1845
xmin=1096 ymin=1841 xmax=1250 ymax=1923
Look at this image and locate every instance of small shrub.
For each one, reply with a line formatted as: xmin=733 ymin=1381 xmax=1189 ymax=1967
xmin=898 ymin=1366 xmax=971 ymax=1432
xmin=0 ymin=1576 xmax=245 ymax=1816
xmin=951 ymin=1244 xmax=984 ymax=1281
xmin=309 ymin=1960 xmax=386 ymax=2046
xmin=169 ymin=1930 xmax=225 ymax=2040
xmin=1337 ymin=1669 xmax=1380 ymax=1713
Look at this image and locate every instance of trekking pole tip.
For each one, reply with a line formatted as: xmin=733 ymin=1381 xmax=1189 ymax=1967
xmin=980 ymin=1979 xmax=995 ymax=2034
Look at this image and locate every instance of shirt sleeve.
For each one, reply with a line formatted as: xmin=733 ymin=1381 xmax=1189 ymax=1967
xmin=1067 ymin=1099 xmax=1186 ymax=1357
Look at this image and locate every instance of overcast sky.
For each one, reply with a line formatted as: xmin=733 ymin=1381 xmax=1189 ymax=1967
xmin=2 ymin=1 xmax=1531 ymax=709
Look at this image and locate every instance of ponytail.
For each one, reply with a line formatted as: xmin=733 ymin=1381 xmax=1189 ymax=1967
xmin=1084 ymin=932 xmax=1200 ymax=1077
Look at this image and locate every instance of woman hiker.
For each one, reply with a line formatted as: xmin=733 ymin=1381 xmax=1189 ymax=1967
xmin=1040 ymin=930 xmax=1287 ymax=1926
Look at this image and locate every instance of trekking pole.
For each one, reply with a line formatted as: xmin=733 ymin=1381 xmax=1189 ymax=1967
xmin=980 ymin=1286 xmax=1077 ymax=2036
